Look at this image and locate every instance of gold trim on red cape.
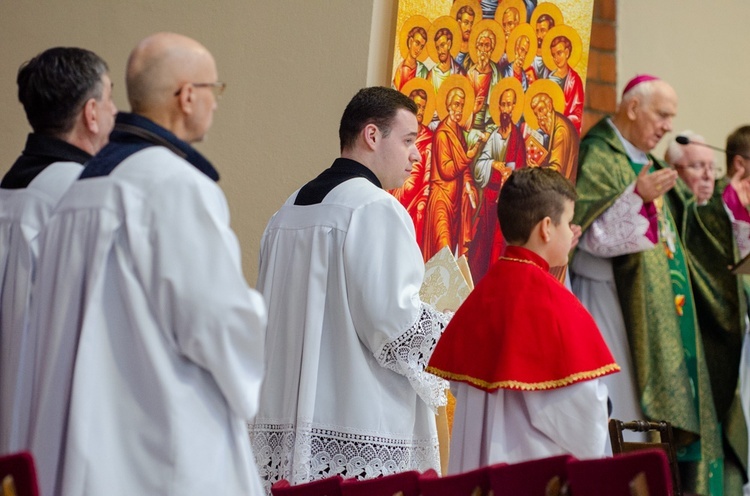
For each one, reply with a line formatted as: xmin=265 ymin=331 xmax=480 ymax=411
xmin=427 ymin=245 xmax=619 ymax=392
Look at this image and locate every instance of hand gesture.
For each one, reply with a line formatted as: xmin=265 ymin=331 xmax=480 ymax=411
xmin=636 ymin=162 xmax=677 ymax=203
xmin=730 ymin=167 xmax=750 ymax=207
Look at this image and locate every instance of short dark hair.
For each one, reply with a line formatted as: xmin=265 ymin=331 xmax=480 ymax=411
xmin=726 ymin=125 xmax=750 ymax=169
xmin=408 ymin=26 xmax=427 ymax=43
xmin=435 ymin=27 xmax=453 ymax=43
xmin=550 ymin=35 xmax=572 ymax=53
xmin=498 ymin=167 xmax=577 ymax=244
xmin=408 ymin=88 xmax=428 ymax=101
xmin=17 ymin=47 xmax=109 ymax=136
xmin=456 ymin=5 xmax=475 ymax=20
xmin=339 ymin=87 xmax=417 ymax=152
xmin=537 ymin=14 xmax=555 ymax=28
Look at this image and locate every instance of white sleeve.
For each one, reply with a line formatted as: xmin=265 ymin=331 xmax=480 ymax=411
xmin=724 ymin=203 xmax=750 ymax=259
xmin=526 ymin=380 xmax=610 ymax=459
xmin=145 ymin=173 xmax=267 ymax=420
xmin=578 ymin=183 xmax=658 ymax=257
xmin=344 ymin=196 xmax=449 ymax=412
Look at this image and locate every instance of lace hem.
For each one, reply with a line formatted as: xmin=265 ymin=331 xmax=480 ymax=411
xmin=249 ymin=422 xmax=440 ymax=492
xmin=579 ymin=183 xmax=657 ymax=257
xmin=376 ymin=303 xmax=449 ymax=412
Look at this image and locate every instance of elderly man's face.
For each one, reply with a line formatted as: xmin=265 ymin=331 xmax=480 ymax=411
xmin=532 ymin=95 xmax=554 ymax=134
xmin=514 ymin=36 xmax=530 ymax=67
xmin=672 ymin=144 xmax=715 ymax=204
xmin=630 ymin=82 xmax=677 ymax=152
xmin=502 ymin=9 xmax=518 ymax=37
xmin=476 ymin=35 xmax=493 ymax=65
xmin=448 ymin=92 xmax=465 ymax=124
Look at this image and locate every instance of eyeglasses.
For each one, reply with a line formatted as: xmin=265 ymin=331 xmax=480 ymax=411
xmin=673 ymin=161 xmax=714 ymax=173
xmin=174 ymin=81 xmax=226 ymax=100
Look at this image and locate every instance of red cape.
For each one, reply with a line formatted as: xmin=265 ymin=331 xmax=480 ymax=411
xmin=427 ymin=246 xmax=619 ymax=391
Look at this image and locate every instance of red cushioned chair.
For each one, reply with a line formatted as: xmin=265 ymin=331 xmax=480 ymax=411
xmin=566 ymin=449 xmax=673 ymax=496
xmin=271 ymin=475 xmax=343 ymax=496
xmin=419 ymin=466 xmax=492 ymax=495
xmin=488 ymin=455 xmax=574 ymax=496
xmin=339 ymin=470 xmax=421 ymax=496
xmin=0 ymin=451 xmax=39 ymax=496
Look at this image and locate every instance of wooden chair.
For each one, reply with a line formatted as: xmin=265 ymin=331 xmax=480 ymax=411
xmin=566 ymin=449 xmax=672 ymax=496
xmin=488 ymin=455 xmax=574 ymax=496
xmin=339 ymin=470 xmax=421 ymax=496
xmin=608 ymin=419 xmax=681 ymax=496
xmin=0 ymin=452 xmax=39 ymax=496
xmin=419 ymin=466 xmax=491 ymax=496
xmin=271 ymin=475 xmax=343 ymax=496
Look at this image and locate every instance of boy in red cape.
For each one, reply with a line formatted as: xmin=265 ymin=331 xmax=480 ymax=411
xmin=427 ymin=167 xmax=619 ymax=473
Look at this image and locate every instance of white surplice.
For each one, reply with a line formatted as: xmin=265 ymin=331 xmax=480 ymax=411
xmin=0 ymin=161 xmax=82 ymax=455
xmin=249 ymin=176 xmax=448 ymax=491
xmin=448 ymin=380 xmax=610 ymax=474
xmin=27 ymin=147 xmax=267 ymax=496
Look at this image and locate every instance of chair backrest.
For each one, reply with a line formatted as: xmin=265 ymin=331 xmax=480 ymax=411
xmin=608 ymin=419 xmax=681 ymax=496
xmin=0 ymin=452 xmax=39 ymax=496
xmin=488 ymin=455 xmax=574 ymax=496
xmin=271 ymin=475 xmax=343 ymax=496
xmin=339 ymin=471 xmax=421 ymax=496
xmin=419 ymin=466 xmax=491 ymax=496
xmin=566 ymin=449 xmax=672 ymax=496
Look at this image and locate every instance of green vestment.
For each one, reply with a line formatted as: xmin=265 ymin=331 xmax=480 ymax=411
xmin=573 ymin=118 xmax=723 ymax=495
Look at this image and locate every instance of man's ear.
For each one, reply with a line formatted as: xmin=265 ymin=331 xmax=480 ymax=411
xmin=176 ymin=84 xmax=194 ymax=115
xmin=539 ymin=216 xmax=552 ymax=243
xmin=82 ymin=98 xmax=99 ymax=134
xmin=625 ymin=98 xmax=639 ymax=121
xmin=732 ymin=155 xmax=748 ymax=178
xmin=362 ymin=123 xmax=378 ymax=151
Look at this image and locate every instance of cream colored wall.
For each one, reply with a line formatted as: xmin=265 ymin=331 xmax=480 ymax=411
xmin=0 ymin=0 xmax=399 ymax=284
xmin=618 ymin=1 xmax=750 ymax=176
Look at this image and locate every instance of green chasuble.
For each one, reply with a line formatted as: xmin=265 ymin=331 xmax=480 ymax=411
xmin=667 ymin=176 xmax=749 ymax=492
xmin=573 ymin=118 xmax=723 ymax=495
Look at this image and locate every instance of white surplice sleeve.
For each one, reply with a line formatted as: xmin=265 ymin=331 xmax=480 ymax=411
xmin=578 ymin=183 xmax=658 ymax=257
xmin=344 ymin=196 xmax=449 ymax=412
xmin=141 ymin=172 xmax=267 ymax=420
xmin=526 ymin=379 xmax=610 ymax=459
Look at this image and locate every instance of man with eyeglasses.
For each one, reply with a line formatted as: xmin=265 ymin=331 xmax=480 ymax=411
xmin=571 ymin=75 xmax=726 ymax=495
xmin=27 ymin=32 xmax=267 ymax=496
xmin=0 ymin=47 xmax=116 ymax=457
xmin=664 ymin=130 xmax=750 ymax=495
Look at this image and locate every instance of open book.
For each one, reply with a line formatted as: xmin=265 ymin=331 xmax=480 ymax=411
xmin=420 ymin=246 xmax=473 ymax=313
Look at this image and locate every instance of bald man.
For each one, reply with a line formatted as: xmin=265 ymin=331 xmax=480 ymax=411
xmin=571 ymin=76 xmax=726 ymax=495
xmin=27 ymin=33 xmax=267 ymax=496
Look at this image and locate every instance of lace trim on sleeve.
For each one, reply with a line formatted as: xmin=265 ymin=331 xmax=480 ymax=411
xmin=578 ymin=183 xmax=657 ymax=257
xmin=376 ymin=303 xmax=449 ymax=413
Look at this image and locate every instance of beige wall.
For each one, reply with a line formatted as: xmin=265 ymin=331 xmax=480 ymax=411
xmin=3 ymin=1 xmax=746 ymax=284
xmin=618 ymin=1 xmax=750 ymax=175
xmin=0 ymin=0 xmax=397 ymax=284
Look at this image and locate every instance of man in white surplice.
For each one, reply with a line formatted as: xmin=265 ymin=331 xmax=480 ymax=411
xmin=27 ymin=33 xmax=267 ymax=496
xmin=249 ymin=87 xmax=449 ymax=492
xmin=0 ymin=47 xmax=116 ymax=455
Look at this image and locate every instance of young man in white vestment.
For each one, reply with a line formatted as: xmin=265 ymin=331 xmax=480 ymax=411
xmin=248 ymin=86 xmax=450 ymax=491
xmin=0 ymin=47 xmax=116 ymax=455
xmin=26 ymin=33 xmax=267 ymax=496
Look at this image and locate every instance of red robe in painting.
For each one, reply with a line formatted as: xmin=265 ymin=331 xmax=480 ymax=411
xmin=389 ymin=124 xmax=433 ymax=247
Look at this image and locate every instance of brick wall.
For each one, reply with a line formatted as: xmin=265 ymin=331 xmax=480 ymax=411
xmin=582 ymin=0 xmax=617 ymax=136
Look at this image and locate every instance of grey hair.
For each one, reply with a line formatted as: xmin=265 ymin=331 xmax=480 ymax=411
xmin=664 ymin=129 xmax=705 ymax=165
xmin=619 ymin=79 xmax=660 ymax=111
